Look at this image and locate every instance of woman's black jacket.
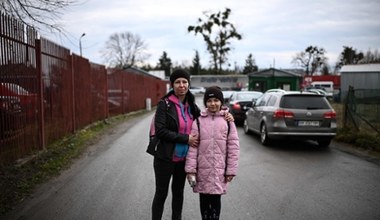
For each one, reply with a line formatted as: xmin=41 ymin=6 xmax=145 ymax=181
xmin=154 ymin=92 xmax=200 ymax=162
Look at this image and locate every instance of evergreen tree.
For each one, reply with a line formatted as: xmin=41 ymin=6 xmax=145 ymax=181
xmin=336 ymin=46 xmax=364 ymax=69
xmin=242 ymin=53 xmax=258 ymax=74
xmin=190 ymin=50 xmax=202 ymax=75
xmin=157 ymin=51 xmax=172 ymax=77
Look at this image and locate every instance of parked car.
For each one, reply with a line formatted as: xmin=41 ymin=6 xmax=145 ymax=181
xmin=0 ymin=95 xmax=22 ymax=113
xmin=222 ymin=90 xmax=234 ymax=104
xmin=228 ymin=91 xmax=263 ymax=124
xmin=243 ymin=90 xmax=337 ymax=147
xmin=189 ymin=86 xmax=205 ymax=95
xmin=305 ymin=88 xmax=333 ymax=100
xmin=0 ymin=83 xmax=37 ymax=119
xmin=0 ymin=95 xmax=23 ymax=139
xmin=265 ymin=89 xmax=286 ymax=93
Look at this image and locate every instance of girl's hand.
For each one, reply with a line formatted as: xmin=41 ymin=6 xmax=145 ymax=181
xmin=225 ymin=175 xmax=234 ymax=182
xmin=187 ymin=173 xmax=196 ymax=187
xmin=187 ymin=173 xmax=196 ymax=181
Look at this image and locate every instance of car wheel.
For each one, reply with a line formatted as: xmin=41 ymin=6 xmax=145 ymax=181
xmin=317 ymin=139 xmax=331 ymax=148
xmin=260 ymin=123 xmax=271 ymax=146
xmin=243 ymin=119 xmax=251 ymax=134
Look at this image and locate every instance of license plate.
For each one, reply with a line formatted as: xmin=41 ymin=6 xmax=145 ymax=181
xmin=298 ymin=121 xmax=320 ymax=126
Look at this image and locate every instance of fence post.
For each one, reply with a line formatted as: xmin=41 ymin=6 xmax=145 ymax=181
xmin=70 ymin=55 xmax=76 ymax=132
xmin=35 ymin=39 xmax=45 ymax=150
xmin=344 ymin=86 xmax=359 ymax=130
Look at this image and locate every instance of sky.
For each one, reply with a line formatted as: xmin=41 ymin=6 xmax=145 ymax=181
xmin=46 ymin=0 xmax=380 ymax=71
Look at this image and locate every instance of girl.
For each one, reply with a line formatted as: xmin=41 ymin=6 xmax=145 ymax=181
xmin=185 ymin=86 xmax=240 ymax=220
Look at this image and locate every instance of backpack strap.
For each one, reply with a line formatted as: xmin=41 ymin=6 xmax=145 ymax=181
xmin=196 ymin=117 xmax=200 ymax=136
xmin=227 ymin=121 xmax=230 ymax=136
xmin=196 ymin=117 xmax=230 ymax=138
xmin=164 ymin=97 xmax=170 ymax=110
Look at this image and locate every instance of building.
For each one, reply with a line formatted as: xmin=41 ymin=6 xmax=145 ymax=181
xmin=340 ymin=64 xmax=380 ymax=102
xmin=247 ymin=68 xmax=302 ymax=92
xmin=190 ymin=75 xmax=248 ymax=91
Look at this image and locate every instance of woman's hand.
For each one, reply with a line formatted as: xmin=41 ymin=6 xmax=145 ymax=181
xmin=225 ymin=112 xmax=235 ymax=122
xmin=188 ymin=134 xmax=199 ymax=147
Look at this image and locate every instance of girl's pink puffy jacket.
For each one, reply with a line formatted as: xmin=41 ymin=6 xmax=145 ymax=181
xmin=185 ymin=107 xmax=240 ymax=195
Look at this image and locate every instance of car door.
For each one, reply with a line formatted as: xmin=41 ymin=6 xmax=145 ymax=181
xmin=251 ymin=94 xmax=271 ymax=133
xmin=245 ymin=99 xmax=256 ymax=130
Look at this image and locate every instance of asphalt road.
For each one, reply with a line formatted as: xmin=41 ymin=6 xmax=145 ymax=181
xmin=3 ymin=99 xmax=380 ymax=220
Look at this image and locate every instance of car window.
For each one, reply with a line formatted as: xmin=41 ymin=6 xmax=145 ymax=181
xmin=236 ymin=92 xmax=262 ymax=101
xmin=255 ymin=94 xmax=270 ymax=107
xmin=267 ymin=95 xmax=277 ymax=106
xmin=229 ymin=93 xmax=236 ymax=101
xmin=237 ymin=93 xmax=249 ymax=100
xmin=254 ymin=96 xmax=263 ymax=106
xmin=280 ymin=96 xmax=330 ymax=109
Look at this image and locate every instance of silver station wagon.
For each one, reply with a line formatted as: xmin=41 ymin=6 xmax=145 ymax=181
xmin=244 ymin=90 xmax=337 ymax=147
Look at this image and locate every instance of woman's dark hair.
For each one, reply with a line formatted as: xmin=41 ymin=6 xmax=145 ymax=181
xmin=164 ymin=88 xmax=200 ymax=118
xmin=187 ymin=92 xmax=200 ymax=118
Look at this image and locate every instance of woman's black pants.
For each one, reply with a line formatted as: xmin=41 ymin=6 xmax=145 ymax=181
xmin=152 ymin=157 xmax=186 ymax=220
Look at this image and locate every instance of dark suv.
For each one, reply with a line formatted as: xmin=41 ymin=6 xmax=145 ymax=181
xmin=244 ymin=91 xmax=336 ymax=147
xmin=228 ymin=91 xmax=263 ymax=124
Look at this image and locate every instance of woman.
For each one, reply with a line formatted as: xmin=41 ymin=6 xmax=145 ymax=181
xmin=185 ymin=86 xmax=240 ymax=220
xmin=151 ymin=70 xmax=233 ymax=220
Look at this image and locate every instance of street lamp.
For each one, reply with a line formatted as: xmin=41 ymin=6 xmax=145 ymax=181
xmin=79 ymin=33 xmax=86 ymax=56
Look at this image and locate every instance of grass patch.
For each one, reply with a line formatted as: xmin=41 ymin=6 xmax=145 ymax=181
xmin=0 ymin=111 xmax=147 ymax=216
xmin=335 ymin=127 xmax=380 ymax=151
xmin=332 ymin=103 xmax=380 ymax=152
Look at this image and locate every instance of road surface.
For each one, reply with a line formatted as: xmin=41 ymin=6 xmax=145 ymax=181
xmin=4 ymin=99 xmax=380 ymax=220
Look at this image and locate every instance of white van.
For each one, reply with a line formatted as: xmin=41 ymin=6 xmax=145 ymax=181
xmin=311 ymin=81 xmax=334 ymax=93
xmin=309 ymin=81 xmax=334 ymax=99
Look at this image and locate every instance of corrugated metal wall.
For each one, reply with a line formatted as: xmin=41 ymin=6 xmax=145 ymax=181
xmin=340 ymin=72 xmax=380 ymax=102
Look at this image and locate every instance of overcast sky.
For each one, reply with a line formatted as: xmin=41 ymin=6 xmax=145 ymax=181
xmin=47 ymin=0 xmax=380 ymax=70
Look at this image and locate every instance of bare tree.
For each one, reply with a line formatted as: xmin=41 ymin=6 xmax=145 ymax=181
xmin=291 ymin=46 xmax=327 ymax=75
xmin=0 ymin=0 xmax=79 ymax=32
xmin=360 ymin=48 xmax=380 ymax=64
xmin=101 ymin=32 xmax=150 ymax=69
xmin=188 ymin=8 xmax=242 ymax=74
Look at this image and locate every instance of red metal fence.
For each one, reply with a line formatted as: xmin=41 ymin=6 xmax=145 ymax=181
xmin=0 ymin=13 xmax=167 ymax=166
